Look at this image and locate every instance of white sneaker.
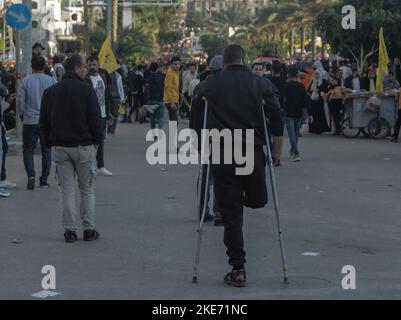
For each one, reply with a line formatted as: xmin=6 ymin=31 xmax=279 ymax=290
xmin=0 ymin=188 xmax=10 ymax=197
xmin=0 ymin=180 xmax=17 ymax=189
xmin=97 ymin=167 xmax=113 ymax=176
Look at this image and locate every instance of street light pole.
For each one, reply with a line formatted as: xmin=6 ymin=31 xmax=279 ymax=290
xmin=15 ymin=29 xmax=22 ymax=139
xmin=83 ymin=0 xmax=90 ymax=56
xmin=112 ymin=0 xmax=118 ymax=45
xmin=22 ymin=0 xmax=32 ymax=76
xmin=107 ymin=0 xmax=112 ymax=37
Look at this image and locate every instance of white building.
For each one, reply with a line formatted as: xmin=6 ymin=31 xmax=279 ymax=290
xmin=31 ymin=0 xmax=84 ymax=55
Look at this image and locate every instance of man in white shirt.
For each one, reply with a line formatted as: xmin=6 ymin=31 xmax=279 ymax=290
xmin=181 ymin=62 xmax=197 ymax=118
xmin=108 ymin=70 xmax=125 ymax=135
xmin=86 ymin=55 xmax=113 ymax=176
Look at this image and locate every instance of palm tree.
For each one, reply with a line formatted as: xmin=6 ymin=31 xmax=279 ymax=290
xmin=253 ymin=1 xmax=300 ymax=57
xmin=117 ymin=27 xmax=158 ymax=61
xmin=261 ymin=0 xmax=339 ymax=57
xmin=210 ymin=2 xmax=252 ymax=38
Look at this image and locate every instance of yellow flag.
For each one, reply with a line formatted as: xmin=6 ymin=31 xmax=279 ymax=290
xmin=98 ymin=36 xmax=120 ymax=73
xmin=376 ymin=27 xmax=389 ymax=94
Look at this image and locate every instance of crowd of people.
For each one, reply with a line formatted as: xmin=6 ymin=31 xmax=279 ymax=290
xmin=1 ymin=41 xmax=401 ymax=287
xmin=1 ymin=43 xmax=401 ymax=197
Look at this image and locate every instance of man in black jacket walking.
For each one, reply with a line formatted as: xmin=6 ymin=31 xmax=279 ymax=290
xmin=192 ymin=45 xmax=281 ymax=287
xmin=284 ymin=66 xmax=310 ymax=162
xmin=144 ymin=62 xmax=165 ymax=131
xmin=40 ymin=54 xmax=103 ymax=243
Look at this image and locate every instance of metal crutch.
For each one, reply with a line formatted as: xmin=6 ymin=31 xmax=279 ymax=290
xmin=261 ymin=105 xmax=289 ymax=284
xmin=192 ymin=99 xmax=211 ymax=284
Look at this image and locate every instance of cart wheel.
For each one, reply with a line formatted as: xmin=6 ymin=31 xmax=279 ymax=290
xmin=341 ymin=118 xmax=360 ymax=138
xmin=360 ymin=128 xmax=370 ymax=138
xmin=367 ymin=118 xmax=390 ymax=139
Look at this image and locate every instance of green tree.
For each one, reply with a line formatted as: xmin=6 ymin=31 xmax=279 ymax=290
xmin=89 ymin=28 xmax=106 ymax=54
xmin=185 ymin=10 xmax=208 ymax=35
xmin=133 ymin=5 xmax=183 ymax=47
xmin=210 ymin=2 xmax=252 ymax=38
xmin=199 ymin=33 xmax=228 ymax=57
xmin=316 ymin=0 xmax=401 ymax=70
xmin=116 ymin=27 xmax=158 ymax=62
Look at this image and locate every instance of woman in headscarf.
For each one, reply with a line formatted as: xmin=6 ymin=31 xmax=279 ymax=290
xmin=307 ymin=70 xmax=331 ymax=134
xmin=313 ymin=60 xmax=330 ymax=81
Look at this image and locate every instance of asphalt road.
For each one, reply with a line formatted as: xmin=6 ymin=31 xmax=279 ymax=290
xmin=1 ymin=121 xmax=400 ymax=300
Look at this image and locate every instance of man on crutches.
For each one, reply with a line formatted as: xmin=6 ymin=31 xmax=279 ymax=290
xmin=191 ymin=45 xmax=286 ymax=287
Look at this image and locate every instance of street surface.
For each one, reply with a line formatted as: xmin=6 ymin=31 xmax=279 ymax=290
xmin=1 ymin=121 xmax=400 ymax=299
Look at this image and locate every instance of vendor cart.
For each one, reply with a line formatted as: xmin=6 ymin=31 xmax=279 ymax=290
xmin=341 ymin=91 xmax=397 ymax=139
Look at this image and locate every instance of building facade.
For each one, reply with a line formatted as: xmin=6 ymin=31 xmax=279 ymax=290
xmin=182 ymin=0 xmax=269 ymax=15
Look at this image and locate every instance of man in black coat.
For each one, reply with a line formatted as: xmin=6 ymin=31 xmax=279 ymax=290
xmin=40 ymin=54 xmax=103 ymax=243
xmin=128 ymin=65 xmax=145 ymax=122
xmin=192 ymin=45 xmax=281 ymax=287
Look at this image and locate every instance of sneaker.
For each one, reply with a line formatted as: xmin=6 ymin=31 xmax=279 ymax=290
xmin=0 ymin=188 xmax=10 ymax=197
xmin=84 ymin=229 xmax=100 ymax=241
xmin=289 ymin=152 xmax=295 ymax=159
xmin=39 ymin=181 xmax=50 ymax=188
xmin=27 ymin=177 xmax=35 ymax=190
xmin=293 ymin=154 xmax=301 ymax=162
xmin=214 ymin=212 xmax=224 ymax=226
xmin=224 ymin=268 xmax=247 ymax=288
xmin=64 ymin=231 xmax=78 ymax=243
xmin=97 ymin=167 xmax=113 ymax=176
xmin=391 ymin=137 xmax=398 ymax=143
xmin=0 ymin=180 xmax=16 ymax=189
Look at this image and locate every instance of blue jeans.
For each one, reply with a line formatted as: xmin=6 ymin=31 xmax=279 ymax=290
xmin=23 ymin=124 xmax=52 ymax=182
xmin=1 ymin=125 xmax=7 ymax=180
xmin=285 ymin=117 xmax=301 ymax=155
xmin=149 ymin=101 xmax=165 ymax=130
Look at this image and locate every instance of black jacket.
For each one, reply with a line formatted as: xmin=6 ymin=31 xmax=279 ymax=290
xmin=269 ymin=75 xmax=286 ymax=109
xmin=191 ymin=64 xmax=281 ymax=147
xmin=144 ymin=71 xmax=165 ymax=103
xmin=40 ymin=72 xmax=103 ymax=148
xmin=284 ymin=80 xmax=309 ymax=119
xmin=128 ymin=71 xmax=144 ymax=98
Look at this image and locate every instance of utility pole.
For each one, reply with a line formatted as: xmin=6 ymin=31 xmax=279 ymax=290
xmin=83 ymin=0 xmax=90 ymax=56
xmin=112 ymin=0 xmax=118 ymax=46
xmin=107 ymin=0 xmax=112 ymax=38
xmin=15 ymin=29 xmax=22 ymax=139
xmin=22 ymin=0 xmax=32 ymax=76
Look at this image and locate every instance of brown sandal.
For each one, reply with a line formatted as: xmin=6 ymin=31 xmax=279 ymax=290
xmin=224 ymin=269 xmax=246 ymax=287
